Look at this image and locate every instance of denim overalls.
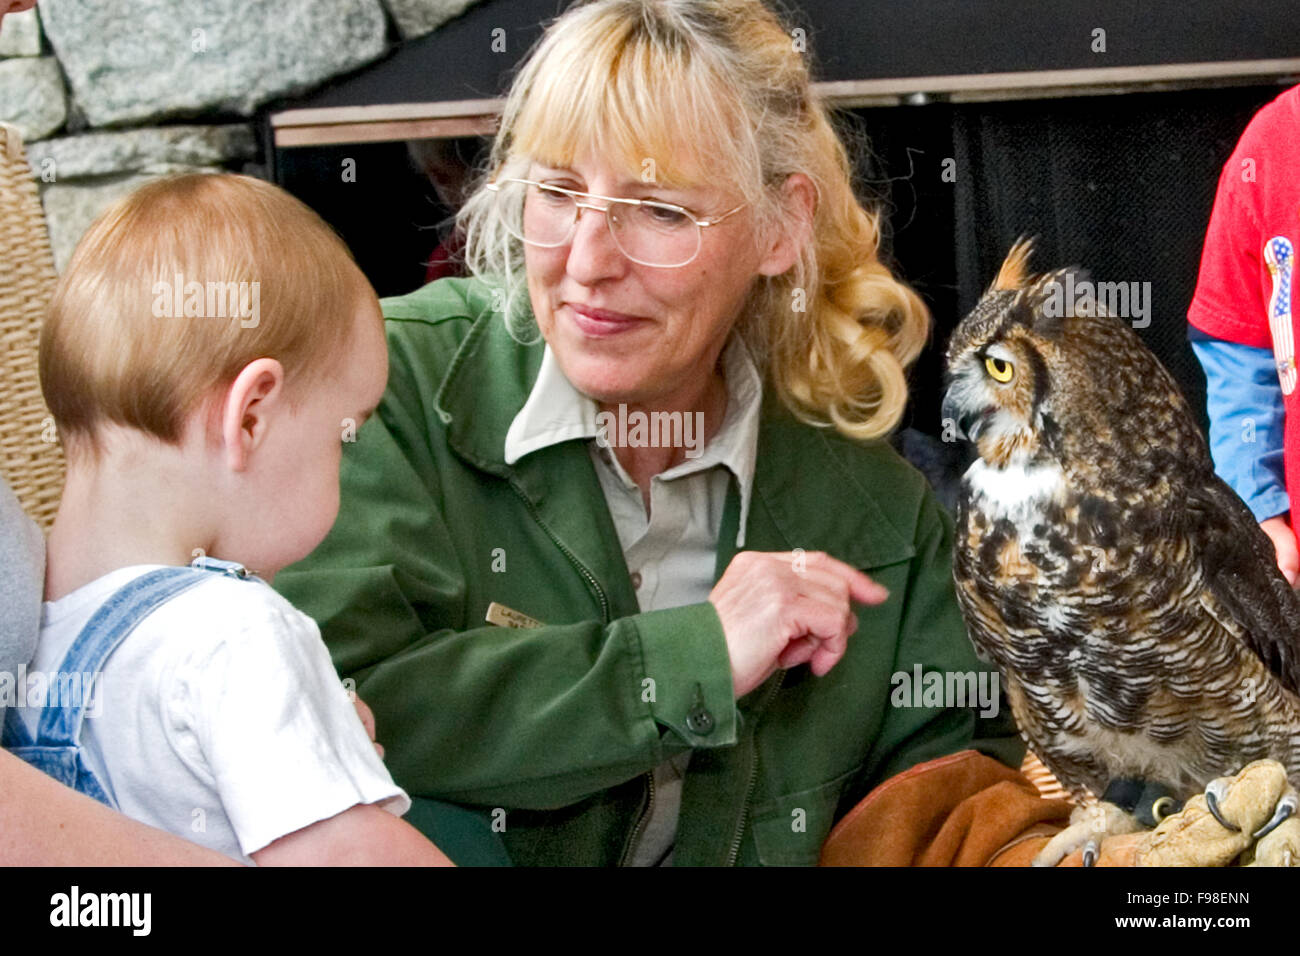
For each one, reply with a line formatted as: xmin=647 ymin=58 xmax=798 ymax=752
xmin=1 ymin=558 xmax=257 ymax=808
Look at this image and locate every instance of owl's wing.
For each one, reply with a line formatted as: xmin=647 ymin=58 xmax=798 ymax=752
xmin=1182 ymin=476 xmax=1300 ymax=696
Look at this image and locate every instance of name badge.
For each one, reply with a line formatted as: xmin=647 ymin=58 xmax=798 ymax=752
xmin=1265 ymin=235 xmax=1296 ymax=395
xmin=485 ymin=601 xmax=544 ymax=629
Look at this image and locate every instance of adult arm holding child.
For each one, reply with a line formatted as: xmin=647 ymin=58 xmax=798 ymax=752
xmin=0 ymin=747 xmax=239 ymax=865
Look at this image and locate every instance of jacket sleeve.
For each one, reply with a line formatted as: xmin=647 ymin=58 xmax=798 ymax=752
xmin=273 ymin=329 xmax=737 ymax=811
xmin=839 ymin=486 xmax=1024 ymax=812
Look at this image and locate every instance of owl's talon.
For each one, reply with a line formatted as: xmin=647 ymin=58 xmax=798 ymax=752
xmin=1252 ymin=793 xmax=1297 ymax=840
xmin=1082 ymin=838 xmax=1099 ymax=868
xmin=1034 ymin=801 xmax=1141 ymax=866
xmin=1205 ymin=780 xmax=1241 ymax=832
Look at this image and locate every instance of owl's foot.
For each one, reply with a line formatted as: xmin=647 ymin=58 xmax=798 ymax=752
xmin=1245 ymin=776 xmax=1299 ymax=867
xmin=1204 ymin=779 xmax=1241 ymax=832
xmin=1252 ymin=791 xmax=1297 ymax=840
xmin=1248 ymin=815 xmax=1300 ymax=866
xmin=1137 ymin=761 xmax=1292 ymax=867
xmin=1033 ymin=801 xmax=1140 ymax=867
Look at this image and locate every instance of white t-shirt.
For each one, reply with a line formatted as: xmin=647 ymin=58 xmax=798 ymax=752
xmin=17 ymin=564 xmax=410 ymax=864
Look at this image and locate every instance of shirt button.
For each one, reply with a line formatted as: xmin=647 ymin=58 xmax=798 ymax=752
xmin=630 ymin=571 xmax=643 ymax=589
xmin=686 ymin=707 xmax=715 ymax=736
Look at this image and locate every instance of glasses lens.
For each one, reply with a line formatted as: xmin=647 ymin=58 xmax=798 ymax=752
xmin=494 ymin=180 xmax=575 ymax=247
xmin=611 ymin=203 xmax=702 ymax=268
xmin=523 ymin=182 xmax=581 ymax=247
xmin=494 ymin=180 xmax=704 ymax=267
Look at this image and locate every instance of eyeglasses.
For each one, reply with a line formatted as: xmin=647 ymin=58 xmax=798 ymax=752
xmin=486 ymin=177 xmax=747 ymax=268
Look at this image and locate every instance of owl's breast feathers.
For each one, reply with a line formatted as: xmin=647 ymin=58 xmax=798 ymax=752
xmin=954 ymin=458 xmax=1300 ymax=796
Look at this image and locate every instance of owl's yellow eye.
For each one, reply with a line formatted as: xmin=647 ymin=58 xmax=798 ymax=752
xmin=985 ymin=356 xmax=1015 ymax=383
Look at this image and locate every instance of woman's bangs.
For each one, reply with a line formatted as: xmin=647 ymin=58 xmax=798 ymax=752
xmin=510 ymin=26 xmax=736 ymax=191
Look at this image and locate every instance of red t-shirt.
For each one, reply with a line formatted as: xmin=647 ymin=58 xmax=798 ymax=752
xmin=1188 ymin=84 xmax=1300 ymax=524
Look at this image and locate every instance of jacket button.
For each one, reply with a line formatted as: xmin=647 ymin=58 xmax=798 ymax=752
xmin=686 ymin=707 xmax=714 ymax=735
xmin=630 ymin=571 xmax=643 ymax=589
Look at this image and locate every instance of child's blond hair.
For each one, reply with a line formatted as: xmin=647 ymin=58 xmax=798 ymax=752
xmin=41 ymin=173 xmax=374 ymax=460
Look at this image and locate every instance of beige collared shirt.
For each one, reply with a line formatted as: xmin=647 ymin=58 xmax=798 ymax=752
xmin=503 ymin=334 xmax=763 ymax=865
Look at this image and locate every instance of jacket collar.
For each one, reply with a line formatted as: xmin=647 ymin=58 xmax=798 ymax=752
xmin=435 ymin=308 xmax=916 ymax=579
xmin=435 ymin=308 xmax=543 ymax=476
xmin=501 ymin=338 xmax=763 ymax=548
xmin=730 ymin=400 xmax=916 ymax=570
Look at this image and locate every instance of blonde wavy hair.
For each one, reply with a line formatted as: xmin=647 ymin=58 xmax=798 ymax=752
xmin=458 ymin=0 xmax=929 ymax=440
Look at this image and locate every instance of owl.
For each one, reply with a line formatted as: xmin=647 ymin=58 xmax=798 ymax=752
xmin=943 ymin=240 xmax=1300 ymax=865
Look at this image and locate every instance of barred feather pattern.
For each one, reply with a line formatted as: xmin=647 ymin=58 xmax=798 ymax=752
xmin=946 ymin=244 xmax=1300 ymax=803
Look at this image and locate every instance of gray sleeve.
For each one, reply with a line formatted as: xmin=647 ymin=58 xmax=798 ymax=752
xmin=0 ymin=479 xmax=43 ymax=727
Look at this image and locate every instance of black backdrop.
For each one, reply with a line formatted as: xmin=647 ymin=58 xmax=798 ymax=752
xmin=273 ymin=0 xmax=1300 ymax=109
xmin=855 ymin=83 xmax=1286 ymax=443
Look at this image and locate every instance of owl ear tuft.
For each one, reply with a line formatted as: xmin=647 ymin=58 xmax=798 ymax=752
xmin=992 ymin=237 xmax=1036 ymax=292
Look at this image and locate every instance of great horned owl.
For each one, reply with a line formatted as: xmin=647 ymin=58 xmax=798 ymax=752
xmin=943 ymin=241 xmax=1300 ymax=864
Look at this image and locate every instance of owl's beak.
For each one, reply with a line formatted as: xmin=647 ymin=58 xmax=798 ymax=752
xmin=940 ymin=388 xmax=983 ymax=442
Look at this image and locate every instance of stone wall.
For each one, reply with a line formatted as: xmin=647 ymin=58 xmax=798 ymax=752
xmin=0 ymin=0 xmax=484 ymax=269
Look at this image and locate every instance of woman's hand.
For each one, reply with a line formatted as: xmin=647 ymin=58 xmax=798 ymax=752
xmin=1260 ymin=515 xmax=1300 ymax=587
xmin=709 ymin=550 xmax=889 ymax=698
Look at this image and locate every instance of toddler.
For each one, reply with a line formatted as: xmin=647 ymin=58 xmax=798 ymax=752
xmin=6 ymin=172 xmax=451 ymax=865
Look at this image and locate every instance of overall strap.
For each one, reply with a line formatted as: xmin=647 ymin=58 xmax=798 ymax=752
xmin=34 ymin=565 xmax=227 ymax=748
xmin=2 ymin=700 xmax=32 ymax=748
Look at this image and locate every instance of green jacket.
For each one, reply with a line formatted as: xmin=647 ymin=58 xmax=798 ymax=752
xmin=274 ymin=276 xmax=1022 ymax=866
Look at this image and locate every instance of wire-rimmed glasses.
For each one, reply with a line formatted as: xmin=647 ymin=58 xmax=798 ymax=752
xmin=486 ymin=177 xmax=746 ymax=268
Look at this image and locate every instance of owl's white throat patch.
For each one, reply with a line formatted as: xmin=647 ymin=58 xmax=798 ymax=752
xmin=964 ymin=458 xmax=1066 ymax=519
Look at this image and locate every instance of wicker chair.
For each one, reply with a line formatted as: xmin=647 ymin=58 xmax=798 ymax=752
xmin=0 ymin=122 xmax=63 ymax=530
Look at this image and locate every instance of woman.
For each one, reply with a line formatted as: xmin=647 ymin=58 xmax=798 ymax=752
xmin=275 ymin=0 xmax=1021 ymax=866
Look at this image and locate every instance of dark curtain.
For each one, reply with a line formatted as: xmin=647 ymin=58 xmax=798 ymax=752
xmin=851 ymin=83 xmax=1288 ymax=447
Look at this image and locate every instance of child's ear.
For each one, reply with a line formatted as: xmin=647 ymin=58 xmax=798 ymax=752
xmin=221 ymin=358 xmax=286 ymax=472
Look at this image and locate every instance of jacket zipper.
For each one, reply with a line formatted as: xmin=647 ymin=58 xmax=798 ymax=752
xmin=725 ymin=670 xmax=787 ymax=866
xmin=618 ymin=771 xmax=656 ymax=866
xmin=508 ymin=480 xmax=610 ymax=624
xmin=511 ymin=480 xmax=650 ymax=864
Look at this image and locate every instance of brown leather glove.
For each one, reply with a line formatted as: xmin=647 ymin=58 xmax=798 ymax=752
xmin=820 ymin=752 xmax=1300 ymax=866
xmin=820 ymin=749 xmax=1073 ymax=866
